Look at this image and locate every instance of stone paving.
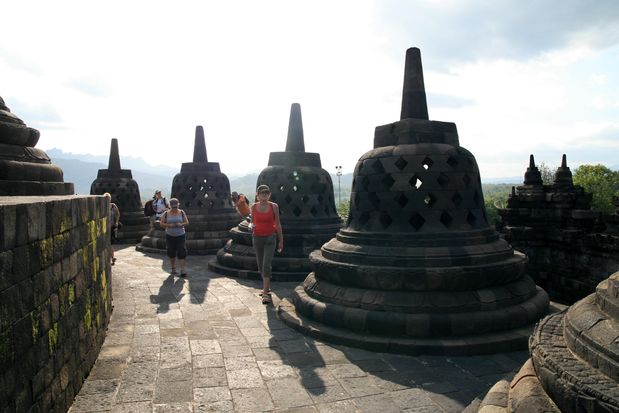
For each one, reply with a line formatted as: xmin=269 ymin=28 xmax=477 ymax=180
xmin=68 ymin=245 xmax=529 ymax=413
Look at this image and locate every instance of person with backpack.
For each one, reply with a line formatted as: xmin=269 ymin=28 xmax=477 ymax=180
xmin=159 ymin=198 xmax=189 ymax=276
xmin=147 ymin=190 xmax=170 ymax=229
xmin=231 ymin=191 xmax=251 ymax=220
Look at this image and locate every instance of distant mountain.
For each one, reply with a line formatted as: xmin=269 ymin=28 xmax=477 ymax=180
xmin=47 ymin=148 xmax=179 ymax=177
xmin=51 ymin=157 xmax=176 ymax=200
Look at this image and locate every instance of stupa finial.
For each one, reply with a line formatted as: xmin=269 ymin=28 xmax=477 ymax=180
xmin=107 ymin=138 xmax=121 ymax=171
xmin=400 ymin=47 xmax=429 ymax=120
xmin=193 ymin=126 xmax=208 ymax=163
xmin=529 ymin=154 xmax=536 ymax=168
xmin=285 ymin=103 xmax=305 ymax=152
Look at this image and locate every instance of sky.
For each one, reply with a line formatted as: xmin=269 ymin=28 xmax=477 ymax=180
xmin=1 ymin=0 xmax=618 ymax=179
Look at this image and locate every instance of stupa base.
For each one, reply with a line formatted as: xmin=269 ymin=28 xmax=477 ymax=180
xmin=278 ymin=298 xmax=560 ymax=356
xmin=0 ymin=181 xmax=74 ymax=196
xmin=208 ymin=260 xmax=310 ymax=282
xmin=135 ymin=244 xmax=220 ymax=256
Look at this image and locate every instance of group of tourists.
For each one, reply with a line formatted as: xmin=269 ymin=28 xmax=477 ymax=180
xmin=108 ymin=185 xmax=283 ymax=304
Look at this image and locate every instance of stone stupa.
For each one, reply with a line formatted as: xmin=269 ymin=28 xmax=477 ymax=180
xmin=0 ymin=95 xmax=74 ymax=195
xmin=278 ymin=48 xmax=550 ymax=355
xmin=469 ymin=270 xmax=619 ymax=412
xmin=90 ymin=138 xmax=149 ymax=242
xmin=209 ymin=103 xmax=342 ymax=280
xmin=137 ymin=126 xmax=238 ymax=254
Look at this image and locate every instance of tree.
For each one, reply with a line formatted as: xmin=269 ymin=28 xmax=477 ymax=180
xmin=537 ymin=162 xmax=555 ymax=185
xmin=336 ymin=199 xmax=350 ymax=222
xmin=573 ymin=164 xmax=619 ymax=215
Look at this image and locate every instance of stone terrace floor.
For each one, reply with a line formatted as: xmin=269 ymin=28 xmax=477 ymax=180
xmin=68 ymin=245 xmax=529 ymax=413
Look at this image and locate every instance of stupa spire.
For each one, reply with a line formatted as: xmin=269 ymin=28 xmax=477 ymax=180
xmin=107 ymin=138 xmax=121 ymax=171
xmin=400 ymin=47 xmax=429 ymax=120
xmin=193 ymin=126 xmax=208 ymax=163
xmin=285 ymin=103 xmax=305 ymax=152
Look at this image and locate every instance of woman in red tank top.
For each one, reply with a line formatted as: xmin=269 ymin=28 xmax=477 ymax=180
xmin=250 ymin=185 xmax=283 ymax=304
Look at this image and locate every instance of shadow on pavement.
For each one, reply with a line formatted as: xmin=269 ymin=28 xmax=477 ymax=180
xmin=149 ymin=274 xmax=186 ymax=313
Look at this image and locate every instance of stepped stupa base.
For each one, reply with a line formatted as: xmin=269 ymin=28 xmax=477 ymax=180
xmin=530 ymin=304 xmax=619 ymax=412
xmin=136 ymin=243 xmax=221 ymax=256
xmin=0 ymin=181 xmax=74 ymax=196
xmin=278 ymin=298 xmax=561 ymax=356
xmin=208 ymin=260 xmax=310 ymax=282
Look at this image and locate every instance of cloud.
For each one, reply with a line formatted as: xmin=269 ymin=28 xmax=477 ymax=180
xmin=0 ymin=47 xmax=42 ymax=75
xmin=427 ymin=92 xmax=476 ymax=109
xmin=375 ymin=0 xmax=619 ymax=65
xmin=64 ymin=77 xmax=113 ymax=97
xmin=5 ymin=98 xmax=64 ymax=129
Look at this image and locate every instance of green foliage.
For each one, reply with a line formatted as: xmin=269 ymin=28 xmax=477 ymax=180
xmin=336 ymin=200 xmax=350 ymax=222
xmin=483 ymin=185 xmax=511 ymax=227
xmin=573 ymin=164 xmax=619 ymax=214
xmin=537 ymin=162 xmax=555 ymax=185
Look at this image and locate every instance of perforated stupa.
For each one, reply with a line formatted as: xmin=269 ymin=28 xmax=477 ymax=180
xmin=278 ymin=48 xmax=550 ymax=355
xmin=90 ymin=139 xmax=148 ymax=242
xmin=137 ymin=126 xmax=238 ymax=254
xmin=209 ymin=103 xmax=342 ymax=280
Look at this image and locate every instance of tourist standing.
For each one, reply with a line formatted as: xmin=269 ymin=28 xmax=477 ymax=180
xmin=152 ymin=190 xmax=170 ymax=227
xmin=231 ymin=191 xmax=251 ymax=220
xmin=250 ymin=185 xmax=283 ymax=304
xmin=159 ymin=198 xmax=189 ymax=276
xmin=103 ymin=193 xmax=120 ymax=265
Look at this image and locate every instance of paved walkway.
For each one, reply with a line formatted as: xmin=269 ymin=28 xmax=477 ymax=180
xmin=68 ymin=245 xmax=529 ymax=413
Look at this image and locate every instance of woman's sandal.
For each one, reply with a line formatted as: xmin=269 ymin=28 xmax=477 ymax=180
xmin=261 ymin=294 xmax=272 ymax=304
xmin=259 ymin=290 xmax=272 ymax=296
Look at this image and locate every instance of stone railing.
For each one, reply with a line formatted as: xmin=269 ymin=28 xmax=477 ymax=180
xmin=0 ymin=195 xmax=112 ymax=412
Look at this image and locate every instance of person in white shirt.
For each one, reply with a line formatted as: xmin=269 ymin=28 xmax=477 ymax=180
xmin=152 ymin=190 xmax=170 ymax=227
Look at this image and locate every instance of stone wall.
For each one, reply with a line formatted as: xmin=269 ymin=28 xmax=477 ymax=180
xmin=0 ymin=195 xmax=112 ymax=412
xmin=502 ymin=227 xmax=619 ymax=304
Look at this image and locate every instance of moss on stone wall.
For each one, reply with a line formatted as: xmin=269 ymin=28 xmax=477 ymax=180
xmin=68 ymin=283 xmax=75 ymax=306
xmin=39 ymin=238 xmax=53 ymax=268
xmin=84 ymin=290 xmax=92 ymax=332
xmin=30 ymin=307 xmax=41 ymax=344
xmin=48 ymin=322 xmax=59 ymax=353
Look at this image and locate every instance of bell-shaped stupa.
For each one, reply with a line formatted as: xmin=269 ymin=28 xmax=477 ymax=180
xmin=471 ymin=271 xmax=619 ymax=412
xmin=137 ymin=126 xmax=238 ymax=254
xmin=90 ymin=139 xmax=148 ymax=242
xmin=0 ymin=96 xmax=74 ymax=195
xmin=209 ymin=103 xmax=342 ymax=280
xmin=278 ymin=48 xmax=549 ymax=355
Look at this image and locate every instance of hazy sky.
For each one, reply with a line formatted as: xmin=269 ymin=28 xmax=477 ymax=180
xmin=2 ymin=0 xmax=618 ymax=178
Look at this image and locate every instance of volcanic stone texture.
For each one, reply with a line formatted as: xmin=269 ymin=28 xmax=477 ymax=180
xmin=470 ymin=271 xmax=619 ymax=412
xmin=137 ymin=126 xmax=238 ymax=254
xmin=279 ymin=47 xmax=549 ymax=356
xmin=0 ymin=96 xmax=74 ymax=196
xmin=209 ymin=103 xmax=342 ymax=280
xmin=90 ymin=139 xmax=148 ymax=242
xmin=0 ymin=195 xmax=112 ymax=412
xmin=499 ymin=155 xmax=618 ymax=304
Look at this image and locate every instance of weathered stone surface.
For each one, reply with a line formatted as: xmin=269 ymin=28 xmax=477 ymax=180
xmin=90 ymin=139 xmax=148 ymax=242
xmin=498 ymin=154 xmax=615 ymax=304
xmin=0 ymin=195 xmax=111 ymax=412
xmin=209 ymin=103 xmax=342 ymax=281
xmin=279 ymin=48 xmax=549 ymax=356
xmin=137 ymin=126 xmax=238 ymax=255
xmin=0 ymin=96 xmax=74 ymax=196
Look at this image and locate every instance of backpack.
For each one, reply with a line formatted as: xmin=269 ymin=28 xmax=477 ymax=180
xmin=144 ymin=200 xmax=155 ymax=217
